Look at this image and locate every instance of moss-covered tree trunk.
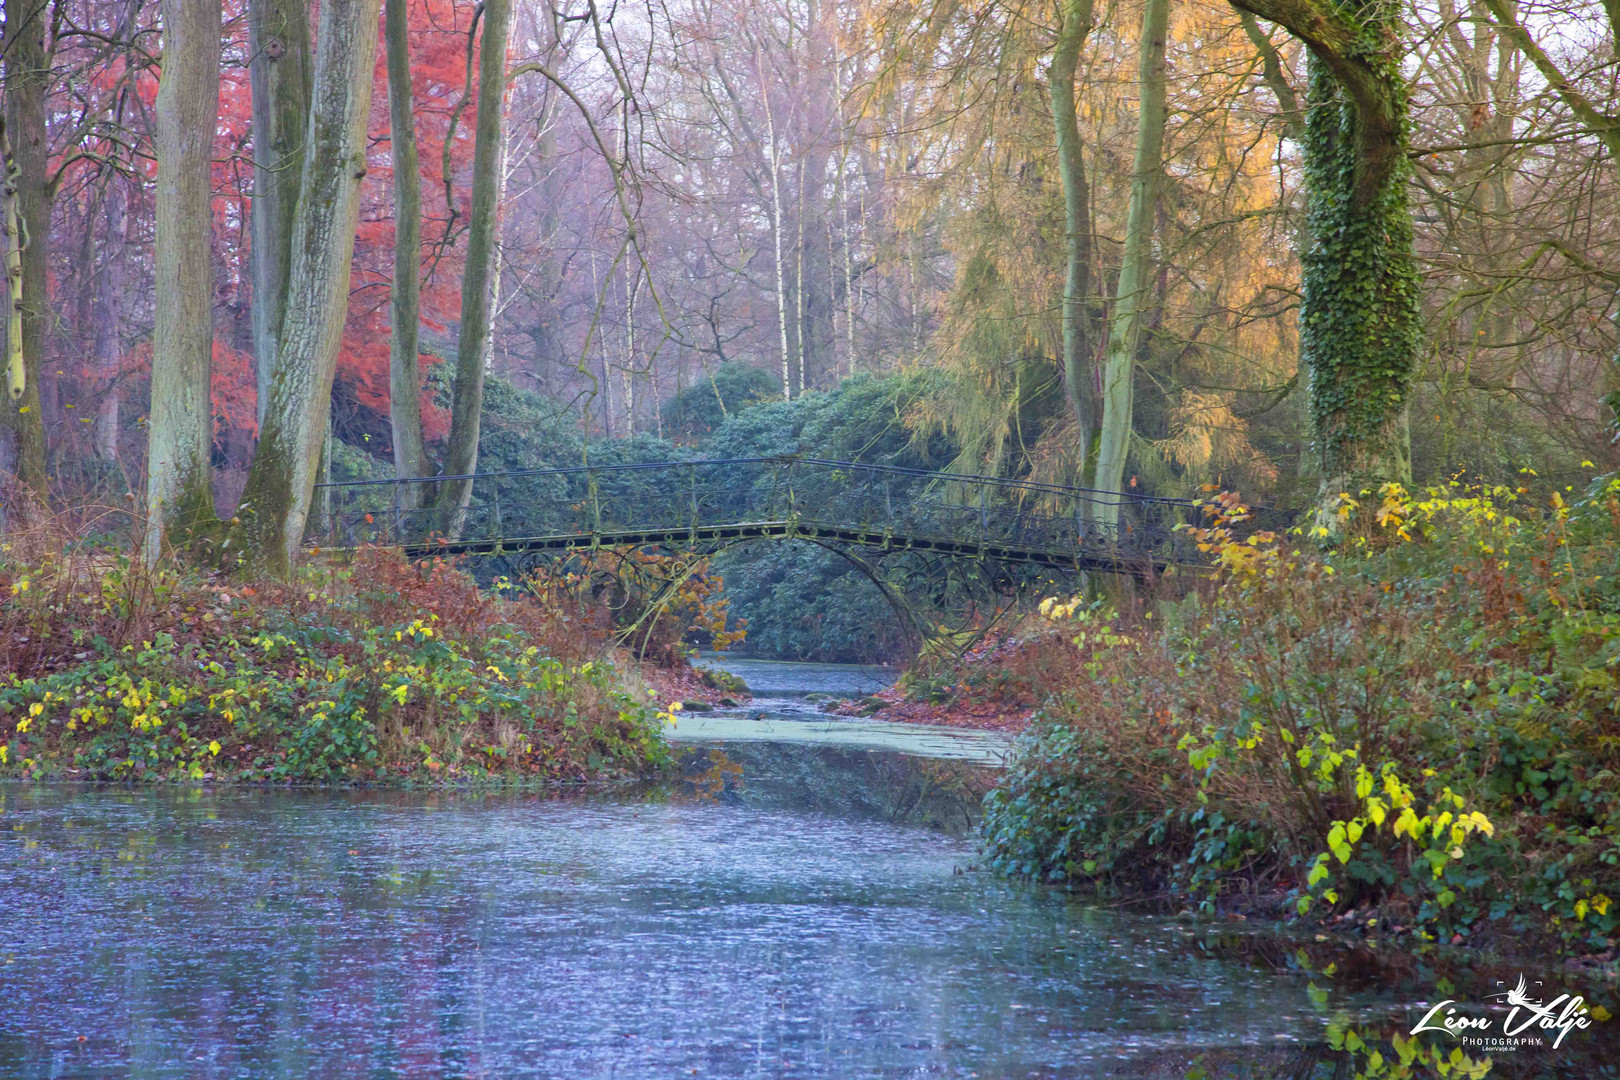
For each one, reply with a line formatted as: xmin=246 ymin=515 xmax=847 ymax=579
xmin=385 ymin=0 xmax=427 ymax=511
xmin=436 ymin=0 xmax=512 ymax=531
xmin=146 ymin=0 xmax=222 ymax=561
xmin=248 ymin=0 xmax=312 ymax=425
xmin=0 ymin=4 xmax=50 ymax=513
xmin=1232 ymin=0 xmax=1420 ymax=518
xmin=1050 ymin=0 xmax=1098 ymax=478
xmin=237 ymin=0 xmax=382 ymax=572
xmin=1093 ymin=0 xmax=1170 ymax=528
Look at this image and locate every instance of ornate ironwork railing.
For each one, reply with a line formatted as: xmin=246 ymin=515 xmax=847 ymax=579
xmin=314 ymin=455 xmax=1257 ymax=571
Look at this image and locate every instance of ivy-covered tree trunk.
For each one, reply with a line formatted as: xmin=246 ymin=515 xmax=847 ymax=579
xmin=1232 ymin=0 xmax=1420 ymax=517
xmin=1093 ymin=0 xmax=1170 ymax=528
xmin=146 ymin=0 xmax=222 ymax=561
xmin=385 ymin=0 xmax=427 ymax=510
xmin=248 ymin=0 xmax=313 ymax=425
xmin=1049 ymin=0 xmax=1098 ymax=477
xmin=237 ymin=0 xmax=382 ymax=572
xmin=436 ymin=0 xmax=512 ymax=530
xmin=1299 ymin=52 xmax=1418 ymax=506
xmin=0 ymin=4 xmax=50 ymax=512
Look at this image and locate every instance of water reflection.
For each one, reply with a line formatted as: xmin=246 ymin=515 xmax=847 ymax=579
xmin=5 ymin=780 xmax=1406 ymax=1080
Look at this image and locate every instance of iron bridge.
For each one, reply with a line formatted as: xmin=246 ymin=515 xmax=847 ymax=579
xmin=313 ymin=455 xmax=1212 ymax=575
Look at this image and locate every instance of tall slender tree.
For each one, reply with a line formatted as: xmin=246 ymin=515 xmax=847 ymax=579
xmin=1094 ymin=0 xmax=1171 ymax=525
xmin=92 ymin=176 xmax=128 ymax=467
xmin=237 ymin=0 xmax=383 ymax=570
xmin=385 ymin=0 xmax=427 ymax=508
xmin=0 ymin=1 xmax=51 ymax=508
xmin=437 ymin=0 xmax=513 ymax=524
xmin=248 ymin=0 xmax=313 ymax=424
xmin=146 ymin=0 xmax=223 ymax=560
xmin=1050 ymin=0 xmax=1098 ymax=472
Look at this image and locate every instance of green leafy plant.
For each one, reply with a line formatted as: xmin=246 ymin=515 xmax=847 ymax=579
xmin=984 ymin=475 xmax=1620 ymax=955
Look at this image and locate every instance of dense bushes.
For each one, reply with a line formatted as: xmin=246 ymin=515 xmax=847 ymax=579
xmin=704 ymin=373 xmax=959 ymax=661
xmin=983 ymin=476 xmax=1620 ymax=954
xmin=661 ymin=363 xmax=783 ymax=440
xmin=0 ymin=543 xmax=667 ymax=783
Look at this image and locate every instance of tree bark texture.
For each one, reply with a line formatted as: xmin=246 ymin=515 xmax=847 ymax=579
xmin=437 ymin=0 xmax=512 ymax=526
xmin=1 ymin=3 xmax=50 ymax=506
xmin=1094 ymin=0 xmax=1169 ymax=527
xmin=237 ymin=0 xmax=383 ymax=571
xmin=248 ymin=0 xmax=313 ymax=424
xmin=385 ymin=0 xmax=427 ymax=509
xmin=1049 ymin=0 xmax=1098 ymax=474
xmin=1231 ymin=0 xmax=1420 ymax=510
xmin=146 ymin=0 xmax=222 ymax=560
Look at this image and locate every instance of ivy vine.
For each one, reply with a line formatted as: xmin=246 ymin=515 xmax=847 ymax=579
xmin=1298 ymin=0 xmax=1421 ymax=487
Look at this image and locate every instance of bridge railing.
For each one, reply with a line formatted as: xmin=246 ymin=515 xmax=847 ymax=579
xmin=314 ymin=456 xmax=1253 ymax=567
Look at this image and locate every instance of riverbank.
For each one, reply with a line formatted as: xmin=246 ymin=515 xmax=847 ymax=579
xmin=820 ymin=632 xmax=1039 ymax=732
xmin=974 ymin=480 xmax=1620 ymax=966
xmin=0 ymin=546 xmax=667 ymax=784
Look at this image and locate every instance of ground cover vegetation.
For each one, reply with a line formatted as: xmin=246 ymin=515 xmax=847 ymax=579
xmin=982 ymin=473 xmax=1620 ymax=958
xmin=0 ymin=527 xmax=669 ymax=783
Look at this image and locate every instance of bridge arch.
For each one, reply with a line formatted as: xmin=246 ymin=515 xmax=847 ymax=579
xmin=312 ymin=456 xmax=1261 ymax=657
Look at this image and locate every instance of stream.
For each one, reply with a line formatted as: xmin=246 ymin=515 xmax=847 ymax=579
xmin=0 ymin=659 xmax=1611 ymax=1078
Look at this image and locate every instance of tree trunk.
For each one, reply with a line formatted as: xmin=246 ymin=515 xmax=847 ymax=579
xmin=1238 ymin=11 xmax=1304 ymax=143
xmin=248 ymin=0 xmax=313 ymax=426
xmin=529 ymin=98 xmax=563 ymax=385
xmin=794 ymin=161 xmax=806 ymax=393
xmin=2 ymin=120 xmax=26 ymax=420
xmin=1049 ymin=0 xmax=1098 ymax=476
xmin=833 ymin=36 xmax=857 ymax=376
xmin=623 ymin=265 xmax=639 ymax=435
xmin=1093 ymin=0 xmax=1170 ymax=527
xmin=1232 ymin=0 xmax=1420 ymax=517
xmin=93 ymin=177 xmax=128 ymax=467
xmin=437 ymin=0 xmax=512 ymax=526
xmin=146 ymin=0 xmax=222 ymax=561
xmin=236 ymin=0 xmax=383 ymax=572
xmin=385 ymin=0 xmax=426 ymax=510
xmin=0 ymin=4 xmax=50 ymax=509
xmin=756 ymin=42 xmax=792 ymax=401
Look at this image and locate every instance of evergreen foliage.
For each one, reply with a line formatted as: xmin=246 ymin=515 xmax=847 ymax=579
xmin=661 ymin=363 xmax=782 ymax=440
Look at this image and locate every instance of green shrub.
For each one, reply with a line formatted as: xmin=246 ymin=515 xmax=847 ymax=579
xmin=984 ymin=475 xmax=1620 ymax=955
xmin=661 ymin=363 xmax=782 ymax=440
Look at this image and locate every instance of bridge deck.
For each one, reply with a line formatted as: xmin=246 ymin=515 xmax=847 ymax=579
xmin=399 ymin=518 xmax=1171 ymax=572
xmin=315 ymin=456 xmax=1249 ymax=574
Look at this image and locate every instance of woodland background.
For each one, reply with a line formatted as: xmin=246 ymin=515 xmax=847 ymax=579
xmin=1 ymin=0 xmax=1618 ymax=655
